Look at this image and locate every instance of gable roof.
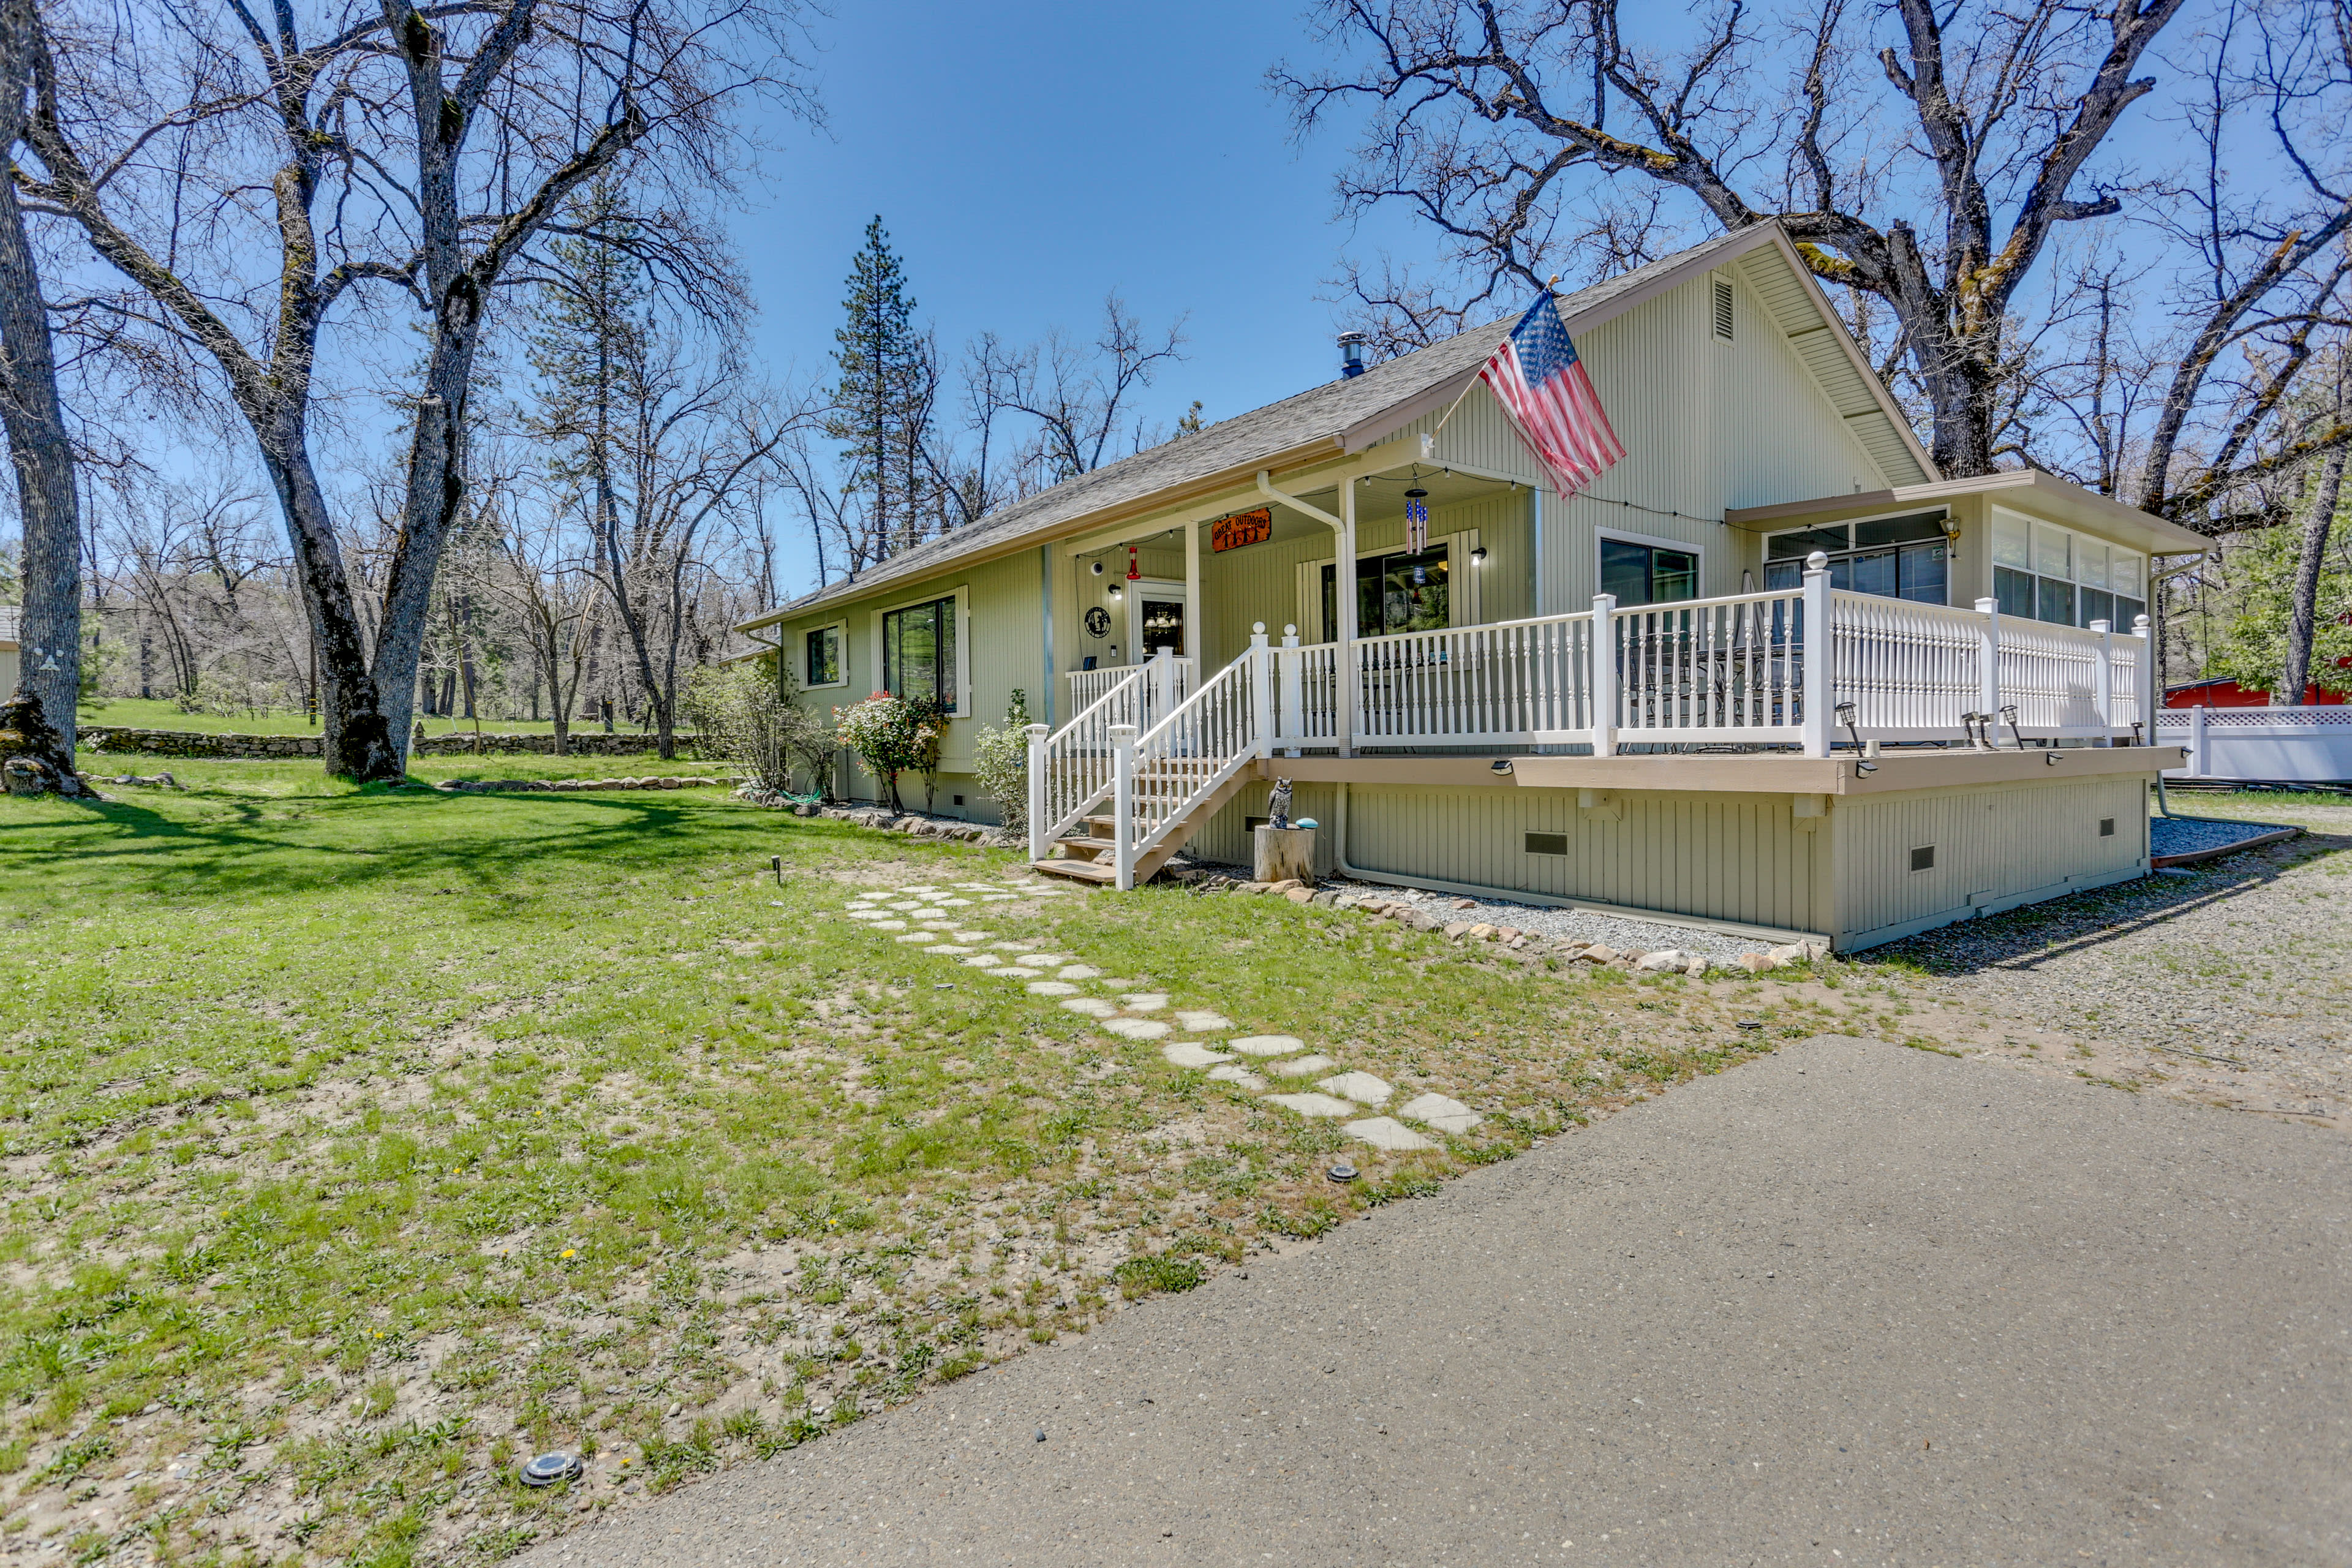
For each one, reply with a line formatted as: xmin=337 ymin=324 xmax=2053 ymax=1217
xmin=742 ymin=223 xmax=1934 ymax=631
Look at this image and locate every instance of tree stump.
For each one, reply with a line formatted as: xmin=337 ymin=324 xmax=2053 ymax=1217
xmin=1253 ymin=824 xmax=1316 ymax=884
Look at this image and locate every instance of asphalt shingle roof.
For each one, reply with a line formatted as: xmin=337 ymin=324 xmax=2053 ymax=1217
xmin=753 ymin=228 xmax=1763 ymax=624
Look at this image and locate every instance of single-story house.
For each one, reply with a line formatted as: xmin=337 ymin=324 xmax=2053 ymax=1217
xmin=737 ymin=224 xmax=2206 ymax=951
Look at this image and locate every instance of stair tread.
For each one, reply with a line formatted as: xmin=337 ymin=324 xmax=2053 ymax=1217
xmin=1034 ymin=858 xmax=1116 ymax=883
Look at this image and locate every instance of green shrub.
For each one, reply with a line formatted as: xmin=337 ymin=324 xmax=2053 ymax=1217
xmin=1112 ymin=1254 xmax=1207 ymax=1298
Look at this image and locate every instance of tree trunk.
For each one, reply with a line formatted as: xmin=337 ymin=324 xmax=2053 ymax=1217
xmin=2280 ymin=447 xmax=2346 ymax=706
xmin=0 ymin=0 xmax=78 ymax=757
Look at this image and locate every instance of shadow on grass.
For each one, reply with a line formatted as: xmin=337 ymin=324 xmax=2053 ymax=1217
xmin=2 ymin=786 xmax=886 ymax=906
xmin=1858 ymin=828 xmax=2349 ymax=977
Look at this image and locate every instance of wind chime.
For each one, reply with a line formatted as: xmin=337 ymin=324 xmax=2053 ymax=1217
xmin=1404 ymin=485 xmax=1430 ymax=552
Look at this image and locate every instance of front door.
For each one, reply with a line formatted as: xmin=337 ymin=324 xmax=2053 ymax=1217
xmin=1131 ymin=581 xmax=1186 ymax=659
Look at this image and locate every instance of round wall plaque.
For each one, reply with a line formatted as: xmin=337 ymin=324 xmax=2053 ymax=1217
xmin=1084 ymin=606 xmax=1112 ymax=638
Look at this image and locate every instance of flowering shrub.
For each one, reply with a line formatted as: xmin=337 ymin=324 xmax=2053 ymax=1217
xmin=970 ymin=688 xmax=1032 ymax=835
xmin=833 ymin=692 xmax=943 ymax=813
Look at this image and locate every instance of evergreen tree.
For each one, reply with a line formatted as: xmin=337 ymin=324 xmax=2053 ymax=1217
xmin=826 ymin=218 xmax=937 ymax=566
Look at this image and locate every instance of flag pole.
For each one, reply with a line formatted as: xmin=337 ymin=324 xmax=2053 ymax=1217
xmin=1428 ymin=275 xmax=1559 ymax=444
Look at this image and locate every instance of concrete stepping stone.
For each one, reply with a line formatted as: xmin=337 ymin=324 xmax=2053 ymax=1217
xmin=1398 ymin=1093 xmax=1483 ymax=1135
xmin=1056 ymin=965 xmax=1102 ymax=980
xmin=1027 ymin=980 xmax=1080 ymax=996
xmin=1268 ymin=1055 xmax=1336 ymax=1077
xmin=1120 ymin=993 xmax=1169 ymax=1012
xmin=1024 ymin=954 xmax=1073 ymax=967
xmin=870 ymin=920 xmax=908 ymax=930
xmin=1207 ymin=1065 xmax=1267 ymax=1091
xmin=961 ymin=956 xmax=1003 ymax=967
xmin=1317 ymin=1071 xmax=1393 ymax=1106
xmin=1102 ymin=1017 xmax=1170 ymax=1041
xmin=1172 ymin=1009 xmax=1234 ymax=1032
xmin=987 ymin=967 xmax=1041 ymax=978
xmin=1228 ymin=1035 xmax=1305 ymax=1058
xmin=1162 ymin=1042 xmax=1232 ymax=1068
xmin=1265 ymin=1092 xmax=1357 ymax=1118
xmin=845 ymin=910 xmax=888 ymax=921
xmin=924 ymin=944 xmax=977 ymax=956
xmin=901 ymin=885 xmax=941 ymax=893
xmin=954 ymin=883 xmax=1000 ymax=892
xmin=952 ymin=930 xmax=992 ymax=942
xmin=1343 ymin=1117 xmax=1434 ymax=1152
xmin=937 ymin=897 xmax=974 ymax=907
xmin=1059 ymin=997 xmax=1120 ymax=1019
xmin=894 ymin=933 xmax=935 ymax=944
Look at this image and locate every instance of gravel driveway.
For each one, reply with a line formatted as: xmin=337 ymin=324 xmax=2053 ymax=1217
xmin=1856 ymin=794 xmax=2351 ymax=1129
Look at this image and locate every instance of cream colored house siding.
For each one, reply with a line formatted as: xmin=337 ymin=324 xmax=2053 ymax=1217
xmin=1832 ymin=773 xmax=2149 ymax=948
xmin=0 ymin=645 xmax=17 ymax=696
xmin=1376 ymin=380 xmax=1547 ymax=485
xmin=1535 ymin=270 xmax=1893 ymax=606
xmin=767 ymin=551 xmax=1044 ymax=818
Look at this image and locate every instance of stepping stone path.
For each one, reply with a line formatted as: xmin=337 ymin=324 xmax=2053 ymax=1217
xmin=834 ymin=880 xmax=1491 ymax=1155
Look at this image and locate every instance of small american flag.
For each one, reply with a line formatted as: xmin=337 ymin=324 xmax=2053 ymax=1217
xmin=1479 ymin=292 xmax=1624 ymax=496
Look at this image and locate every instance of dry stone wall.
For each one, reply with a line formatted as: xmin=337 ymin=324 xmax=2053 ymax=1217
xmin=81 ymin=726 xmax=702 ymax=760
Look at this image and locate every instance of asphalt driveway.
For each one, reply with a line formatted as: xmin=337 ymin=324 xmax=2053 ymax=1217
xmin=521 ymin=1036 xmax=2351 ymax=1567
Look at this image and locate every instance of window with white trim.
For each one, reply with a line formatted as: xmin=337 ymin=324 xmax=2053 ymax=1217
xmin=881 ymin=595 xmax=959 ymax=711
xmin=1990 ymin=510 xmax=2145 ymax=630
xmin=804 ymin=624 xmax=843 ymax=688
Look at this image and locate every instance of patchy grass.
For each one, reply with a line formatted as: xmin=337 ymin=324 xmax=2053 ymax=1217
xmin=0 ymin=760 xmax=1848 ymax=1564
xmin=79 ymin=697 xmax=642 ymax=741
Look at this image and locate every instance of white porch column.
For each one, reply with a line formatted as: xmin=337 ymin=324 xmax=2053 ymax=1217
xmin=1281 ymin=624 xmax=1304 ymax=758
xmin=1024 ymin=723 xmax=1050 ymax=860
xmin=1800 ymin=551 xmax=1833 ymax=760
xmin=1589 ymin=593 xmax=1618 ymax=758
xmin=1249 ymin=623 xmax=1273 ymax=758
xmin=1183 ymin=518 xmax=1202 ymax=673
xmin=2134 ymin=614 xmax=2156 ymax=742
xmin=2091 ymin=619 xmax=2114 ymax=745
xmin=1338 ymin=473 xmax=1359 ymax=757
xmin=1974 ymin=597 xmax=2001 ymax=749
xmin=1110 ymin=723 xmax=1138 ymax=890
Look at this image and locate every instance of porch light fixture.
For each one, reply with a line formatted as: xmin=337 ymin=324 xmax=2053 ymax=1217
xmin=1488 ymin=758 xmax=1513 ymax=775
xmin=1469 ymin=546 xmax=1488 ymax=565
xmin=1107 ymin=583 xmax=1123 ymax=599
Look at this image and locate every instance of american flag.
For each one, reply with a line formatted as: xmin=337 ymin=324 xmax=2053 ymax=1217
xmin=1479 ymin=292 xmax=1624 ymax=496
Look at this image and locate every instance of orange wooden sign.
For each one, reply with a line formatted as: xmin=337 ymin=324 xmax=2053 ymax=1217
xmin=1211 ymin=506 xmax=1273 ymax=553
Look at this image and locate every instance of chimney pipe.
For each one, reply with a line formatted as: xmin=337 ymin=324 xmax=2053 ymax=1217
xmin=1337 ymin=330 xmax=1366 ymax=379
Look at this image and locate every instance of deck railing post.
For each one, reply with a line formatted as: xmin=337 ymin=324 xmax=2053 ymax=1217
xmin=1024 ymin=723 xmax=1050 ymax=861
xmin=1150 ymin=646 xmax=1175 ymax=726
xmin=1801 ymin=552 xmax=1832 ymax=758
xmin=2188 ymin=700 xmax=2207 ymax=778
xmin=2090 ymin=619 xmax=2114 ymax=745
xmin=1281 ymin=624 xmax=1304 ymax=758
xmin=2133 ymin=614 xmax=2155 ymax=744
xmin=1248 ymin=624 xmax=1273 ymax=758
xmin=1973 ymin=597 xmax=2001 ymax=749
xmin=1589 ymin=594 xmax=1618 ymax=757
xmin=1109 ymin=723 xmax=1138 ymax=891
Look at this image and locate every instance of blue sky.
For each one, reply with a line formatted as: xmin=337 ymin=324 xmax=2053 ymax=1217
xmin=726 ymin=1 xmax=1430 ymax=593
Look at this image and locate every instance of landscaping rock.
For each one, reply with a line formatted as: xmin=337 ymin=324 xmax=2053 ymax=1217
xmin=1736 ymin=952 xmax=1776 ymax=974
xmin=1444 ymin=921 xmax=1475 ymax=940
xmin=1766 ymin=940 xmax=1830 ymax=967
xmin=1577 ymin=944 xmax=1618 ymax=964
xmin=1284 ymin=888 xmax=1316 ymax=905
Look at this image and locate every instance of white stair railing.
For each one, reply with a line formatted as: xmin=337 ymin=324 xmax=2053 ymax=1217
xmin=1107 ymin=649 xmax=1261 ymax=889
xmin=1026 ymin=664 xmax=1153 ymax=859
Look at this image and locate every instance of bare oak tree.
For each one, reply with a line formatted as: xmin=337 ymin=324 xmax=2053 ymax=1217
xmin=15 ymin=0 xmax=812 ymax=778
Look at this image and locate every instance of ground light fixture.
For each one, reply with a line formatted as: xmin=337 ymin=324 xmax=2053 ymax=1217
xmin=521 ymin=1453 xmax=582 ymax=1488
xmin=1327 ymin=1162 xmax=1359 ymax=1182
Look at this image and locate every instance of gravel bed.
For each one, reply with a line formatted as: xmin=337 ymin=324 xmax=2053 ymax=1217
xmin=2149 ymin=814 xmax=2293 ymax=859
xmin=1316 ymin=879 xmax=1773 ymax=961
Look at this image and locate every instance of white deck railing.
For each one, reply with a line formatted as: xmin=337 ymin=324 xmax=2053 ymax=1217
xmin=1067 ymin=657 xmax=1193 ymax=718
xmin=1030 ymin=553 xmax=2158 ymax=884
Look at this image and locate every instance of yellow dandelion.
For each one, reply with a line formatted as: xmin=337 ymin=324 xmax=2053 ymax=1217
xmin=561 ymin=1248 xmax=576 ymax=1259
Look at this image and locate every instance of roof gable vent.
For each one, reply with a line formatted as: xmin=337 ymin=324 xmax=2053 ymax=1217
xmin=1712 ymin=279 xmax=1735 ymax=341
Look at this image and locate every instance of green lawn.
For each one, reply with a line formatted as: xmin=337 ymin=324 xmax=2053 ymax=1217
xmin=0 ymin=763 xmax=1825 ymax=1566
xmin=79 ymin=697 xmax=660 ymax=741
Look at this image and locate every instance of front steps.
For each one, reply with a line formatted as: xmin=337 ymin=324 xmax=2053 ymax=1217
xmin=1032 ymin=767 xmax=1257 ymax=888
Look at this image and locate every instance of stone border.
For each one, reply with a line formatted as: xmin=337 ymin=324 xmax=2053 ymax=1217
xmin=431 ymin=775 xmax=726 ymax=794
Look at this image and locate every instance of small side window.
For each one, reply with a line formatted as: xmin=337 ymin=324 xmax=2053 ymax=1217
xmin=1525 ymin=832 xmax=1569 ymax=856
xmin=1909 ymin=845 xmax=1937 ymax=872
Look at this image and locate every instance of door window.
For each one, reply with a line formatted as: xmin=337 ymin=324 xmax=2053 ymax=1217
xmin=1138 ymin=598 xmax=1185 ymax=657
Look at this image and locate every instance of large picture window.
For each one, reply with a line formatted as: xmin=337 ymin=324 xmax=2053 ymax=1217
xmin=881 ymin=596 xmax=958 ymax=710
xmin=1322 ymin=546 xmax=1450 ymax=640
xmin=1764 ymin=510 xmax=1947 ymax=603
xmin=804 ymin=625 xmax=841 ymax=688
xmin=1990 ymin=511 xmax=2145 ymax=630
xmin=1601 ymin=538 xmax=1698 ymax=606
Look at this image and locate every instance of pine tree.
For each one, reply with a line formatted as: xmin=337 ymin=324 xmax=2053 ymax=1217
xmin=826 ymin=218 xmax=937 ymax=566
